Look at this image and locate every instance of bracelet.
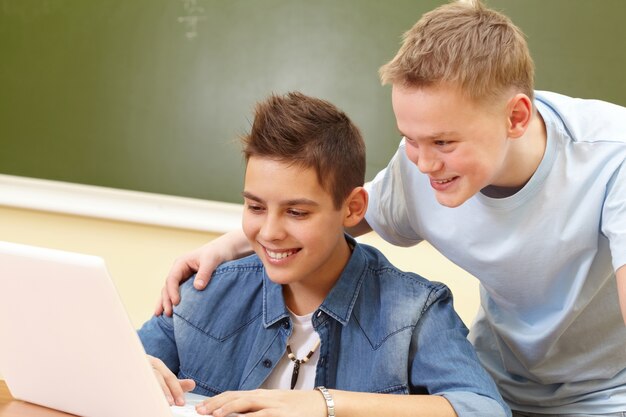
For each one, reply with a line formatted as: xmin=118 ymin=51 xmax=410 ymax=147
xmin=315 ymin=386 xmax=335 ymax=417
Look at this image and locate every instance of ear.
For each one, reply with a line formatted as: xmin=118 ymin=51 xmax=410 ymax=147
xmin=342 ymin=187 xmax=368 ymax=228
xmin=506 ymin=93 xmax=533 ymax=139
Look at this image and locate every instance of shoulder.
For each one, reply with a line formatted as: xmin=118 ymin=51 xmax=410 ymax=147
xmin=176 ymin=254 xmax=265 ymax=317
xmin=347 ymin=243 xmax=455 ymax=349
xmin=358 ymin=243 xmax=447 ymax=291
xmin=536 ymin=90 xmax=626 ymax=145
xmin=212 ymin=254 xmax=265 ymax=276
xmin=181 ymin=254 xmax=264 ymax=291
xmin=356 ymin=243 xmax=451 ymax=314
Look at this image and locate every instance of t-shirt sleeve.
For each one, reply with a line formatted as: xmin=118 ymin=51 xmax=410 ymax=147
xmin=365 ymin=143 xmax=423 ymax=247
xmin=602 ymin=159 xmax=626 ymax=271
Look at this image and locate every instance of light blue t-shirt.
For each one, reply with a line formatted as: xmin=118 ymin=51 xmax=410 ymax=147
xmin=365 ymin=91 xmax=626 ymax=413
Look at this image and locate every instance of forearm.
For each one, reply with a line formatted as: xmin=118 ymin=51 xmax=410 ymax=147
xmin=617 ymin=265 xmax=626 ymax=325
xmin=329 ymin=390 xmax=456 ymax=417
xmin=214 ymin=228 xmax=254 ymax=261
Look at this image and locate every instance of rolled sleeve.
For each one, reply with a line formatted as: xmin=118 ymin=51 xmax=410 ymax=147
xmin=443 ymin=391 xmax=510 ymax=417
xmin=137 ymin=313 xmax=180 ymax=374
xmin=410 ymin=285 xmax=510 ymax=417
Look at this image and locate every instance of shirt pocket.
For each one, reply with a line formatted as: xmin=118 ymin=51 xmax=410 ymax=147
xmin=174 ymin=311 xmax=264 ymax=393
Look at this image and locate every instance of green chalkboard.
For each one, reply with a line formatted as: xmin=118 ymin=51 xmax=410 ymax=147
xmin=1 ymin=0 xmax=625 ymax=204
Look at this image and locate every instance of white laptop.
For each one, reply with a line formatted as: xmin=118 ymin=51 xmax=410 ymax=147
xmin=0 ymin=241 xmax=221 ymax=417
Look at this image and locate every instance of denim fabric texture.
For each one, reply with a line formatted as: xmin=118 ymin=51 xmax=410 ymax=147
xmin=139 ymin=236 xmax=510 ymax=417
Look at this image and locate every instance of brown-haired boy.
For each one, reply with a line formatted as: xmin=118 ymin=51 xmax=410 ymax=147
xmin=139 ymin=91 xmax=509 ymax=417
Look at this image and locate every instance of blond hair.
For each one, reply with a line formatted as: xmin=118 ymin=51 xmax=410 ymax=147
xmin=379 ymin=0 xmax=535 ymax=102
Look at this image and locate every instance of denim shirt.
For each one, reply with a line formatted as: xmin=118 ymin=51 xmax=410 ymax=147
xmin=139 ymin=237 xmax=510 ymax=417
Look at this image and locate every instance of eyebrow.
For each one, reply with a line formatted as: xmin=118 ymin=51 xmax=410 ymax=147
xmin=398 ymin=130 xmax=458 ymax=141
xmin=242 ymin=191 xmax=320 ymax=207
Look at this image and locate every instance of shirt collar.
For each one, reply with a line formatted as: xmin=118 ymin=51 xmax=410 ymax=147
xmin=261 ymin=269 xmax=288 ymax=327
xmin=318 ymin=235 xmax=367 ymax=326
xmin=261 ymin=234 xmax=367 ymax=328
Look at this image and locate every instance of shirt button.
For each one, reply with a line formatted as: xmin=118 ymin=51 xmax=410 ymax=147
xmin=316 ymin=311 xmax=322 ymax=317
xmin=282 ymin=321 xmax=290 ymax=329
xmin=262 ymin=359 xmax=272 ymax=368
xmin=319 ymin=357 xmax=325 ymax=366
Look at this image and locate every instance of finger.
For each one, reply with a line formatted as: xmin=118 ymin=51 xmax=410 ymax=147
xmin=166 ymin=259 xmax=195 ymax=306
xmin=152 ymin=368 xmax=174 ymax=405
xmin=197 ymin=391 xmax=241 ymax=415
xmin=212 ymin=397 xmax=264 ymax=417
xmin=241 ymin=410 xmax=278 ymax=417
xmin=180 ymin=378 xmax=196 ymax=393
xmin=162 ymin=372 xmax=187 ymax=406
xmin=200 ymin=392 xmax=276 ymax=417
xmin=198 ymin=391 xmax=236 ymax=413
xmin=149 ymin=355 xmax=185 ymax=405
xmin=165 ymin=252 xmax=199 ymax=305
xmin=193 ymin=257 xmax=221 ymax=290
xmin=154 ymin=295 xmax=165 ymax=316
xmin=161 ymin=286 xmax=174 ymax=317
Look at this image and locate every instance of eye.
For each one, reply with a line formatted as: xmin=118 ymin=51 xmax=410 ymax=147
xmin=402 ymin=136 xmax=419 ymax=150
xmin=287 ymin=209 xmax=308 ymax=218
xmin=245 ymin=203 xmax=265 ymax=214
xmin=434 ymin=140 xmax=450 ymax=146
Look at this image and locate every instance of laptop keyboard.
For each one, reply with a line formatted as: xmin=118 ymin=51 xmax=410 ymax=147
xmin=171 ymin=403 xmax=206 ymax=416
xmin=171 ymin=404 xmax=241 ymax=417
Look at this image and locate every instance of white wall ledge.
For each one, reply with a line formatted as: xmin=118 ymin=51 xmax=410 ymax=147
xmin=0 ymin=174 xmax=242 ymax=233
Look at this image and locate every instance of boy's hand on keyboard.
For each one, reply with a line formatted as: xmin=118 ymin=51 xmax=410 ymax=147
xmin=195 ymin=389 xmax=326 ymax=417
xmin=148 ymin=355 xmax=196 ymax=406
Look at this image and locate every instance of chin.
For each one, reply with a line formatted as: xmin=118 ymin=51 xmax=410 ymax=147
xmin=435 ymin=193 xmax=469 ymax=208
xmin=264 ymin=270 xmax=297 ymax=285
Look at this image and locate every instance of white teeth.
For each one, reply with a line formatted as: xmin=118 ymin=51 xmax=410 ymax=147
xmin=434 ymin=178 xmax=454 ymax=184
xmin=267 ymin=249 xmax=297 ymax=260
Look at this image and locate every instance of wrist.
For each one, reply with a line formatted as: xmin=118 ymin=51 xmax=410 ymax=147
xmin=223 ymin=229 xmax=253 ymax=260
xmin=315 ymin=386 xmax=335 ymax=417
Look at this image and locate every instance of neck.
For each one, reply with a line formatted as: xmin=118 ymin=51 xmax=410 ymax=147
xmin=283 ymin=238 xmax=352 ymax=316
xmin=497 ymin=110 xmax=547 ymax=187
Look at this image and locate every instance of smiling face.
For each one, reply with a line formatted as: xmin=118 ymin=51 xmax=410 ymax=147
xmin=392 ymin=83 xmax=515 ymax=207
xmin=242 ymin=156 xmax=355 ymax=307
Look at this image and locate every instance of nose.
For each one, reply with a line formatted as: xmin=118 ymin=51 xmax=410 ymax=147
xmin=258 ymin=213 xmax=286 ymax=242
xmin=406 ymin=144 xmax=442 ymax=174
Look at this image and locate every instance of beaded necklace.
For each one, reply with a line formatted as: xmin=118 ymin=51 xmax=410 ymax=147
xmin=286 ymin=338 xmax=321 ymax=389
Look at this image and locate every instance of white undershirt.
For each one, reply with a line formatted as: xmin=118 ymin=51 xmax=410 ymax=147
xmin=260 ymin=310 xmax=320 ymax=390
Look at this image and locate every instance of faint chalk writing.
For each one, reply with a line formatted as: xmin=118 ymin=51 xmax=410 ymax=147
xmin=177 ymin=0 xmax=206 ymax=40
xmin=1 ymin=0 xmax=66 ymax=19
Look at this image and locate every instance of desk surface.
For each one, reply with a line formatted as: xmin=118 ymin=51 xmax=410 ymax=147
xmin=0 ymin=381 xmax=75 ymax=417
